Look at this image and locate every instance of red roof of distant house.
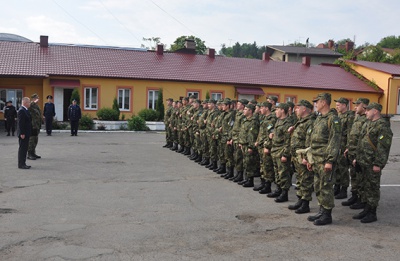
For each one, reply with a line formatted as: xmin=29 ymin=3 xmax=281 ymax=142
xmin=0 ymin=41 xmax=382 ymax=93
xmin=346 ymin=60 xmax=400 ymax=76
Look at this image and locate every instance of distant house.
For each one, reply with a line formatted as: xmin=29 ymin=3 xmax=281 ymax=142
xmin=0 ymin=34 xmax=384 ymax=123
xmin=266 ymin=45 xmax=343 ymax=65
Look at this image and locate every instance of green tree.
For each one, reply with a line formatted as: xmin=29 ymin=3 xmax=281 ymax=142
xmin=169 ymin=35 xmax=207 ymax=54
xmin=141 ymin=37 xmax=161 ymax=50
xmin=112 ymin=97 xmax=120 ymax=120
xmin=377 ymin=35 xmax=400 ymax=49
xmin=156 ymin=88 xmax=164 ymax=121
xmin=71 ymin=88 xmax=80 ymax=104
xmin=219 ymin=41 xmax=266 ymax=59
xmin=205 ymin=91 xmax=210 ymax=100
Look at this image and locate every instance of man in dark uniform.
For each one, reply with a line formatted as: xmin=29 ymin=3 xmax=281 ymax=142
xmin=18 ymin=97 xmax=32 ymax=169
xmin=4 ymin=100 xmax=17 ymax=136
xmin=43 ymin=95 xmax=56 ymax=136
xmin=68 ymin=99 xmax=82 ymax=136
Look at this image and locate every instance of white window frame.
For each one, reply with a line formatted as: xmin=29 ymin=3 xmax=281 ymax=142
xmin=148 ymin=89 xmax=158 ymax=110
xmin=84 ymin=87 xmax=98 ymax=110
xmin=0 ymin=89 xmax=23 ymax=111
xmin=118 ymin=88 xmax=131 ymax=111
xmin=211 ymin=92 xmax=223 ymax=101
xmin=187 ymin=91 xmax=199 ymax=99
xmin=285 ymin=96 xmax=296 ymax=103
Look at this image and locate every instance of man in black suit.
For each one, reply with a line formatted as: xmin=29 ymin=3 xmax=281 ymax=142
xmin=18 ymin=97 xmax=32 ymax=169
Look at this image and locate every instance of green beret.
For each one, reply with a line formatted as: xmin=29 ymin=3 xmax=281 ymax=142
xmin=365 ymin=102 xmax=382 ymax=111
xmin=260 ymin=101 xmax=272 ymax=110
xmin=166 ymin=98 xmax=173 ymax=102
xmin=189 ymin=95 xmax=196 ymax=99
xmin=222 ymin=98 xmax=231 ymax=105
xmin=208 ymin=99 xmax=217 ymax=104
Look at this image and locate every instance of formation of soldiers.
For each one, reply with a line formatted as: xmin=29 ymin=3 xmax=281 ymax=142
xmin=163 ymin=93 xmax=393 ymax=225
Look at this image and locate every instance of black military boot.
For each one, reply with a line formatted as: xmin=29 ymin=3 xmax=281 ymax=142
xmin=208 ymin=161 xmax=217 ymax=170
xmin=163 ymin=143 xmax=169 ymax=148
xmin=360 ymin=207 xmax=377 ymax=223
xmin=170 ymin=142 xmax=178 ymax=151
xmin=221 ymin=167 xmax=231 ymax=178
xmin=229 ymin=169 xmax=239 ymax=181
xmin=288 ymin=196 xmax=302 ymax=210
xmin=205 ymin=160 xmax=213 ymax=168
xmin=253 ymin=178 xmax=266 ymax=191
xmin=275 ymin=189 xmax=288 ymax=203
xmin=233 ymin=171 xmax=244 ymax=183
xmin=295 ymin=200 xmax=310 ymax=214
xmin=242 ymin=177 xmax=254 ymax=187
xmin=267 ymin=187 xmax=282 ymax=198
xmin=313 ymin=207 xmax=332 ymax=226
xmin=224 ymin=167 xmax=234 ymax=179
xmin=33 ymin=153 xmax=41 ymax=159
xmin=189 ymin=151 xmax=197 ymax=160
xmin=335 ymin=186 xmax=348 ymax=199
xmin=177 ymin=145 xmax=184 ymax=153
xmin=352 ymin=204 xmax=371 ymax=220
xmin=334 ymin=184 xmax=340 ymax=196
xmin=200 ymin=158 xmax=209 ymax=166
xmin=307 ymin=206 xmax=324 ymax=222
xmin=27 ymin=153 xmax=37 ymax=160
xmin=259 ymin=181 xmax=272 ymax=194
xmin=217 ymin=164 xmax=226 ymax=174
xmin=342 ymin=191 xmax=358 ymax=206
xmin=184 ymin=147 xmax=191 ymax=155
xmin=350 ymin=199 xmax=366 ymax=210
xmin=213 ymin=163 xmax=221 ymax=172
xmin=195 ymin=154 xmax=203 ymax=163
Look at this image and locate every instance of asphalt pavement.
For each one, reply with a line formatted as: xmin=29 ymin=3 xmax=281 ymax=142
xmin=1 ymin=122 xmax=400 ymax=261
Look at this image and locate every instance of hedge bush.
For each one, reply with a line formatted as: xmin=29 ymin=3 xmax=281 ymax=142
xmin=79 ymin=114 xmax=94 ymax=130
xmin=96 ymin=107 xmax=119 ymax=121
xmin=138 ymin=108 xmax=159 ymax=121
xmin=127 ymin=116 xmax=149 ymax=131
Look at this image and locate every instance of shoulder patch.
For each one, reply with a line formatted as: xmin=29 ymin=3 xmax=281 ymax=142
xmin=379 ymin=135 xmax=384 ymax=140
xmin=267 ymin=124 xmax=273 ymax=130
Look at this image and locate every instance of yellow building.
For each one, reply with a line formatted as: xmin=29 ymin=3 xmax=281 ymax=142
xmin=1 ymin=35 xmax=383 ymax=122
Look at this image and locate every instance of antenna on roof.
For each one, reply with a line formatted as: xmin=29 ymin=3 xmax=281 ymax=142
xmin=306 ymin=38 xmax=309 ymax=48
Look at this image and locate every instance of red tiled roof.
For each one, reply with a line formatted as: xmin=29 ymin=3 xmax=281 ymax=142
xmin=0 ymin=41 xmax=381 ymax=93
xmin=346 ymin=60 xmax=400 ymax=76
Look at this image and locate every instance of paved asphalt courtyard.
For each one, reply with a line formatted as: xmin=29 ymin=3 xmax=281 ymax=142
xmin=1 ymin=122 xmax=400 ymax=260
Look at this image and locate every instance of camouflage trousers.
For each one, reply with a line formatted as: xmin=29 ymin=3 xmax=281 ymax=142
xmin=348 ymin=155 xmax=359 ymax=193
xmin=209 ymin=137 xmax=218 ymax=161
xmin=293 ymin=158 xmax=314 ymax=201
xmin=193 ymin=131 xmax=201 ymax=153
xmin=359 ymin=164 xmax=381 ymax=207
xmin=187 ymin=128 xmax=194 ymax=148
xmin=243 ymin=146 xmax=259 ymax=178
xmin=335 ymin=154 xmax=350 ymax=187
xmin=178 ymin=129 xmax=184 ymax=146
xmin=233 ymin=142 xmax=243 ymax=172
xmin=172 ymin=128 xmax=178 ymax=143
xmin=225 ymin=142 xmax=234 ymax=168
xmin=200 ymin=130 xmax=209 ymax=158
xmin=28 ymin=132 xmax=39 ymax=155
xmin=271 ymin=152 xmax=292 ymax=190
xmin=261 ymin=150 xmax=275 ymax=183
xmin=312 ymin=163 xmax=335 ymax=210
xmin=165 ymin=124 xmax=172 ymax=143
xmin=218 ymin=138 xmax=227 ymax=164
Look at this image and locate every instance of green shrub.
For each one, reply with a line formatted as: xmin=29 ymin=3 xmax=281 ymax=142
xmin=96 ymin=107 xmax=119 ymax=121
xmin=138 ymin=108 xmax=159 ymax=121
xmin=156 ymin=88 xmax=164 ymax=121
xmin=70 ymin=88 xmax=80 ymax=104
xmin=112 ymin=97 xmax=120 ymax=120
xmin=52 ymin=120 xmax=69 ymax=130
xmin=79 ymin=114 xmax=94 ymax=130
xmin=127 ymin=116 xmax=149 ymax=131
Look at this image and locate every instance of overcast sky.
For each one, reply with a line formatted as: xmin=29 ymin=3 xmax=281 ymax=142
xmin=1 ymin=0 xmax=398 ymax=51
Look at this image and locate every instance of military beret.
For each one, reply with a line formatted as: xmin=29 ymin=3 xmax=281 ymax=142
xmin=175 ymin=100 xmax=181 ymax=103
xmin=365 ymin=102 xmax=382 ymax=112
xmin=353 ymin=98 xmax=370 ymax=105
xmin=166 ymin=98 xmax=173 ymax=102
xmin=238 ymin=99 xmax=249 ymax=105
xmin=276 ymin=102 xmax=289 ymax=111
xmin=334 ymin=97 xmax=349 ymax=105
xmin=31 ymin=93 xmax=39 ymax=99
xmin=267 ymin=96 xmax=278 ymax=103
xmin=287 ymin=101 xmax=295 ymax=108
xmin=313 ymin=93 xmax=331 ymax=103
xmin=296 ymin=99 xmax=313 ymax=110
xmin=245 ymin=103 xmax=256 ymax=112
xmin=46 ymin=95 xmax=53 ymax=99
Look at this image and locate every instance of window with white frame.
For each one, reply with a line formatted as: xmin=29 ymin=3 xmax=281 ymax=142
xmin=0 ymin=89 xmax=23 ymax=111
xmin=187 ymin=91 xmax=199 ymax=99
xmin=148 ymin=89 xmax=158 ymax=110
xmin=211 ymin=92 xmax=223 ymax=101
xmin=285 ymin=96 xmax=296 ymax=103
xmin=118 ymin=88 xmax=131 ymax=111
xmin=84 ymin=87 xmax=98 ymax=109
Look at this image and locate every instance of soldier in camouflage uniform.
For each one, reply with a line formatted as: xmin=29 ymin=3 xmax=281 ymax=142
xmin=352 ymin=103 xmax=392 ymax=223
xmin=226 ymin=99 xmax=248 ymax=181
xmin=198 ymin=100 xmax=210 ymax=165
xmin=205 ymin=99 xmax=220 ymax=169
xmin=216 ymin=98 xmax=235 ymax=175
xmin=28 ymin=93 xmax=42 ymax=160
xmin=222 ymin=101 xmax=236 ymax=177
xmin=306 ymin=93 xmax=341 ymax=226
xmin=213 ymin=100 xmax=227 ymax=173
xmin=169 ymin=100 xmax=180 ymax=151
xmin=267 ymin=103 xmax=292 ymax=202
xmin=238 ymin=104 xmax=260 ymax=187
xmin=333 ymin=97 xmax=355 ymax=199
xmin=287 ymin=100 xmax=316 ymax=214
xmin=177 ymin=97 xmax=190 ymax=153
xmin=209 ymin=100 xmax=224 ymax=171
xmin=342 ymin=98 xmax=370 ymax=207
xmin=190 ymin=99 xmax=204 ymax=162
xmin=163 ymin=98 xmax=174 ymax=148
xmin=186 ymin=96 xmax=196 ymax=157
xmin=267 ymin=96 xmax=278 ymax=112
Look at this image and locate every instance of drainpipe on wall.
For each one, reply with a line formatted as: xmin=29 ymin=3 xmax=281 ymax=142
xmin=386 ymin=77 xmax=393 ymax=116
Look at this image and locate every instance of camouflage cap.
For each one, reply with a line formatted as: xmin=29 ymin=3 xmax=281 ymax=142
xmin=296 ymin=99 xmax=313 ymax=110
xmin=267 ymin=96 xmax=278 ymax=103
xmin=31 ymin=93 xmax=39 ymax=99
xmin=189 ymin=95 xmax=196 ymax=99
xmin=353 ymin=98 xmax=370 ymax=105
xmin=175 ymin=100 xmax=181 ymax=103
xmin=250 ymin=99 xmax=257 ymax=104
xmin=245 ymin=103 xmax=256 ymax=112
xmin=334 ymin=97 xmax=349 ymax=105
xmin=276 ymin=102 xmax=289 ymax=111
xmin=217 ymin=99 xmax=224 ymax=105
xmin=238 ymin=98 xmax=249 ymax=105
xmin=166 ymin=98 xmax=173 ymax=102
xmin=208 ymin=99 xmax=217 ymax=104
xmin=365 ymin=102 xmax=382 ymax=111
xmin=287 ymin=101 xmax=295 ymax=108
xmin=193 ymin=99 xmax=201 ymax=104
xmin=183 ymin=97 xmax=189 ymax=101
xmin=222 ymin=98 xmax=231 ymax=105
xmin=260 ymin=101 xmax=272 ymax=110
xmin=202 ymin=99 xmax=208 ymax=104
xmin=312 ymin=92 xmax=331 ymax=103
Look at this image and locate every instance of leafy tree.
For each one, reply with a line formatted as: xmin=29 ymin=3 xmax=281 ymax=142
xmin=112 ymin=97 xmax=120 ymax=120
xmin=205 ymin=91 xmax=210 ymax=100
xmin=377 ymin=35 xmax=400 ymax=49
xmin=71 ymin=88 xmax=80 ymax=104
xmin=219 ymin=41 xmax=266 ymax=59
xmin=358 ymin=46 xmax=400 ymax=64
xmin=169 ymin=35 xmax=207 ymax=54
xmin=141 ymin=37 xmax=161 ymax=50
xmin=156 ymin=88 xmax=164 ymax=121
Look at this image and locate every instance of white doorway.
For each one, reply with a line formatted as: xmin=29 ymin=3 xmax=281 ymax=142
xmin=54 ymin=88 xmax=64 ymax=121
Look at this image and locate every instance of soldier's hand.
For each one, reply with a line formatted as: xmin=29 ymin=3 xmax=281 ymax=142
xmin=324 ymin=163 xmax=332 ymax=172
xmin=248 ymin=148 xmax=253 ymax=154
xmin=352 ymin=159 xmax=357 ymax=167
xmin=307 ymin=163 xmax=312 ymax=171
xmin=302 ymin=158 xmax=308 ymax=165
xmin=288 ymin=126 xmax=294 ymax=133
xmin=264 ymin=148 xmax=269 ymax=154
xmin=255 ymin=142 xmax=258 ymax=147
xmin=344 ymin=148 xmax=348 ymax=157
xmin=269 ymin=133 xmax=274 ymax=139
xmin=373 ymin=165 xmax=381 ymax=173
xmin=281 ymin=156 xmax=287 ymax=163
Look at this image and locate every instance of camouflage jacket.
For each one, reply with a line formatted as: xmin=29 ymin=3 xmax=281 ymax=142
xmin=220 ymin=110 xmax=235 ymax=141
xmin=346 ymin=114 xmax=368 ymax=159
xmin=28 ymin=102 xmax=42 ymax=130
xmin=309 ymin=108 xmax=341 ymax=165
xmin=164 ymin=105 xmax=173 ymax=125
xmin=213 ymin=110 xmax=227 ymax=139
xmin=271 ymin=116 xmax=292 ymax=157
xmin=356 ymin=117 xmax=393 ymax=168
xmin=191 ymin=107 xmax=204 ymax=133
xmin=238 ymin=115 xmax=260 ymax=150
xmin=290 ymin=113 xmax=316 ymax=157
xmin=197 ymin=108 xmax=209 ymax=130
xmin=206 ymin=109 xmax=220 ymax=135
xmin=338 ymin=110 xmax=355 ymax=149
xmin=230 ymin=110 xmax=245 ymax=142
xmin=257 ymin=113 xmax=277 ymax=149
